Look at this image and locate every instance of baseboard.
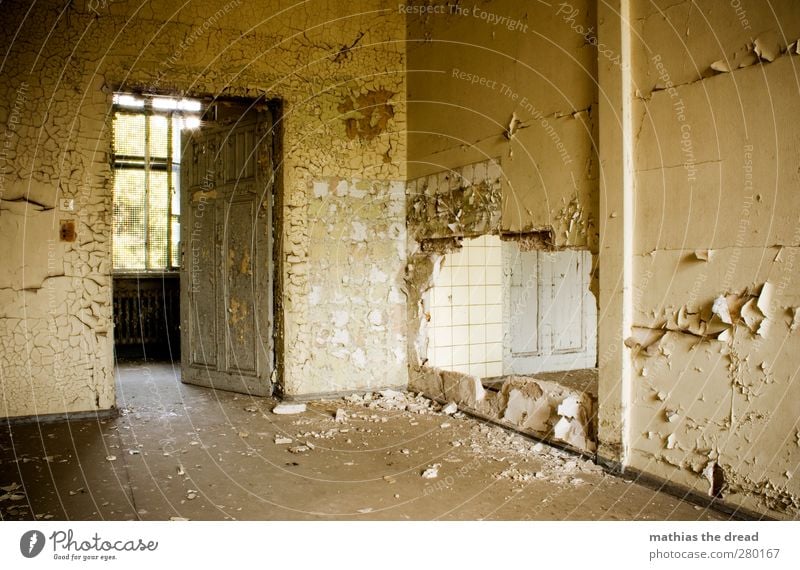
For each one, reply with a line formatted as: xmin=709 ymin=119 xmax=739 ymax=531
xmin=1 ymin=408 xmax=119 ymax=425
xmin=596 ymin=459 xmax=774 ymax=521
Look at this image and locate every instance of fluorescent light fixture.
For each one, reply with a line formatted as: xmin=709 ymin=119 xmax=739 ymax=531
xmin=113 ymin=93 xmax=144 ymax=108
xmin=152 ymin=97 xmax=179 ymax=110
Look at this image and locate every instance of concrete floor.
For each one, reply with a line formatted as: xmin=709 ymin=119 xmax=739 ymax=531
xmin=0 ymin=362 xmax=727 ymax=521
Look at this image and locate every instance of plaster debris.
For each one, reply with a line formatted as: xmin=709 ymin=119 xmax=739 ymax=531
xmin=422 ymin=464 xmax=441 ymax=479
xmin=442 ymin=402 xmax=458 ymax=415
xmin=274 ymin=436 xmax=293 ymax=445
xmin=504 ymin=112 xmax=524 ymax=140
xmin=625 ymin=327 xmax=666 ymax=354
xmin=717 ymin=329 xmax=732 ymax=343
xmin=754 ymin=31 xmax=781 ymax=62
xmin=739 ymin=299 xmax=760 ymax=329
xmin=711 ymin=295 xmax=733 ymax=324
xmin=273 ymin=403 xmax=307 ymax=415
xmin=694 ymin=249 xmax=712 ymax=261
xmin=288 ymin=445 xmax=310 ymax=454
xmin=790 ymin=308 xmax=800 ymax=332
xmin=335 ymin=409 xmax=348 ymax=423
xmin=105 ymin=455 xmax=116 ymax=461
xmin=756 ymin=282 xmax=774 ymax=317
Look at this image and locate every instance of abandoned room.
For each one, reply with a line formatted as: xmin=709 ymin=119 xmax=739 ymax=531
xmin=0 ymin=0 xmax=798 ymax=524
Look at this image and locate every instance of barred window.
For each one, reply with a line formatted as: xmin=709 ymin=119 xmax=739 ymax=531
xmin=112 ymin=93 xmax=201 ymax=272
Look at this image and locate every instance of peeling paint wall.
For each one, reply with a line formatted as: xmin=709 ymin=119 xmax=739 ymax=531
xmin=624 ymin=0 xmax=800 ymax=518
xmin=301 ymin=178 xmax=407 ymax=395
xmin=0 ymin=0 xmax=406 ymax=416
xmin=407 ymin=0 xmax=599 ymax=249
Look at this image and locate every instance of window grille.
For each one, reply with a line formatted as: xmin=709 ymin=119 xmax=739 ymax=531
xmin=112 ymin=93 xmax=201 ymax=272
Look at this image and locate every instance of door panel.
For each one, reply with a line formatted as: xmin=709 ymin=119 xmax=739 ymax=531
xmin=180 ymin=105 xmax=275 ymax=396
xmin=504 ymin=248 xmax=596 ymax=374
xmin=224 ymin=199 xmax=257 ymax=374
xmin=188 ymin=196 xmax=217 ymax=367
xmin=540 ymin=250 xmax=583 ymax=352
xmin=510 ymin=250 xmax=538 ymax=354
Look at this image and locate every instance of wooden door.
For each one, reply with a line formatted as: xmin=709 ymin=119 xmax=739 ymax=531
xmin=180 ymin=104 xmax=275 ymax=396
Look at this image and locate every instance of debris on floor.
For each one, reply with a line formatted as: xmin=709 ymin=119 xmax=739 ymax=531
xmin=273 ymin=403 xmax=307 ymax=415
xmin=422 ymin=464 xmax=440 ymax=479
xmin=0 ymin=363 xmax=727 ymax=522
xmin=442 ymin=402 xmax=458 ymax=415
xmin=412 ymin=368 xmax=597 ymax=453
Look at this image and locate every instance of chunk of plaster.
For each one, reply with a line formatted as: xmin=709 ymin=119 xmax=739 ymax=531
xmin=710 ymin=59 xmax=731 ymax=72
xmin=625 ymin=327 xmax=666 ymax=351
xmin=273 ymin=403 xmax=307 ymax=415
xmin=757 ymin=282 xmax=774 ymax=317
xmin=740 ymin=299 xmax=763 ymax=332
xmin=694 ymin=249 xmax=712 ymax=261
xmin=557 ymin=397 xmax=581 ymax=420
xmin=712 ymin=295 xmax=732 ymax=324
xmin=754 ymin=31 xmax=780 ymax=62
xmin=504 ymin=112 xmax=522 ymax=140
xmin=790 ymin=308 xmax=800 ymax=332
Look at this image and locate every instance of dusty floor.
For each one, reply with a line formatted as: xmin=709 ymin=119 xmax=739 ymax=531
xmin=0 ymin=362 xmax=728 ymax=521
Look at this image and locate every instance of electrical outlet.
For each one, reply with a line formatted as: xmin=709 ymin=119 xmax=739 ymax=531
xmin=59 ymin=198 xmax=75 ymax=212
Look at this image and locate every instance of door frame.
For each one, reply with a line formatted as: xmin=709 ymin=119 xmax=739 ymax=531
xmin=179 ymin=95 xmax=284 ymax=397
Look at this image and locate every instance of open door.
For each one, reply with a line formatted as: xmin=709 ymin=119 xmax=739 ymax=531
xmin=180 ymin=101 xmax=276 ymax=396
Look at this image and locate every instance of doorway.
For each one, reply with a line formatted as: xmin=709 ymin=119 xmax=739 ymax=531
xmin=110 ymin=93 xmax=201 ymax=362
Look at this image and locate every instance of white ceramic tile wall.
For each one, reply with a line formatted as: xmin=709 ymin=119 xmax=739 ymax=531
xmin=427 ymin=235 xmax=504 ymax=378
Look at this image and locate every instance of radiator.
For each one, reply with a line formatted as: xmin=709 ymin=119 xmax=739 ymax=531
xmin=113 ymin=277 xmax=180 ymax=347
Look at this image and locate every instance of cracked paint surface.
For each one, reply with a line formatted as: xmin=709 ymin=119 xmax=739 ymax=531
xmin=0 ymin=0 xmax=406 ymax=415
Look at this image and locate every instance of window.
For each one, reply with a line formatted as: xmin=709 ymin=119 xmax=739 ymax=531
xmin=112 ymin=93 xmax=202 ymax=272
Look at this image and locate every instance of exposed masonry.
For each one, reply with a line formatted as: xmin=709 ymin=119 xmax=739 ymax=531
xmin=411 ymin=368 xmax=596 ymax=453
xmin=405 ymin=158 xmax=503 ymax=376
xmin=0 ymin=2 xmax=406 ymax=414
xmin=404 ymin=158 xmax=595 ymax=453
xmin=407 ymin=159 xmax=502 ymax=241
